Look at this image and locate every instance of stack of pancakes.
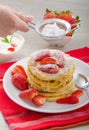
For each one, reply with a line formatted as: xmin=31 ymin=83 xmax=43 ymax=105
xmin=27 ymin=49 xmax=75 ymax=101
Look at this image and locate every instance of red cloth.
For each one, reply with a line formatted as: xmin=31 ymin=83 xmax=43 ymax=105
xmin=0 ymin=61 xmax=15 ymax=86
xmin=0 ymin=47 xmax=89 ymax=130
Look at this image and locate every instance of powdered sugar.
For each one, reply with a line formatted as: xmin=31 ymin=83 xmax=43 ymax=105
xmin=41 ymin=22 xmax=66 ymax=37
xmin=28 ymin=49 xmax=73 ymax=78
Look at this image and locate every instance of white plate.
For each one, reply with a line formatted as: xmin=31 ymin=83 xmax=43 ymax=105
xmin=3 ymin=57 xmax=89 ymax=113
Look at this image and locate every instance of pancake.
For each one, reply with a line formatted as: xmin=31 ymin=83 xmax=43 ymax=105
xmin=27 ymin=49 xmax=76 ymax=101
xmin=39 ymin=79 xmax=75 ymax=101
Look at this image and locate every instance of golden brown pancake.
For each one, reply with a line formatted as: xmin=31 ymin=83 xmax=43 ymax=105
xmin=27 ymin=49 xmax=75 ymax=101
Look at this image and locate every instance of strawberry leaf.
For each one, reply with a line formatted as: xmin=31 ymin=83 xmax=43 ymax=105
xmin=46 ymin=8 xmax=52 ymax=13
xmin=65 ymin=10 xmax=72 ymax=14
xmin=76 ymin=16 xmax=80 ymax=23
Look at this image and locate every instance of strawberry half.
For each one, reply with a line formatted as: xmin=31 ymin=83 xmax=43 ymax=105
xmin=8 ymin=47 xmax=15 ymax=52
xmin=19 ymin=88 xmax=39 ymax=100
xmin=32 ymin=95 xmax=46 ymax=106
xmin=35 ymin=53 xmax=50 ymax=62
xmin=11 ymin=43 xmax=17 ymax=47
xmin=11 ymin=73 xmax=28 ymax=91
xmin=11 ymin=65 xmax=27 ymax=79
xmin=56 ymin=54 xmax=64 ymax=68
xmin=40 ymin=57 xmax=57 ymax=65
xmin=38 ymin=64 xmax=59 ymax=74
xmin=57 ymin=95 xmax=79 ymax=104
xmin=72 ymin=89 xmax=84 ymax=97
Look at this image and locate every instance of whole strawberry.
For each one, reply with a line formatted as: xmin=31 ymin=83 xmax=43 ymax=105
xmin=43 ymin=8 xmax=57 ymax=19
xmin=58 ymin=10 xmax=72 ymax=23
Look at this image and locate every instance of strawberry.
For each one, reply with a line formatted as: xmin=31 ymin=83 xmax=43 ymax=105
xmin=56 ymin=54 xmax=64 ymax=68
xmin=11 ymin=65 xmax=27 ymax=79
xmin=11 ymin=43 xmax=17 ymax=47
xmin=66 ymin=32 xmax=73 ymax=37
xmin=44 ymin=12 xmax=56 ymax=19
xmin=43 ymin=8 xmax=57 ymax=19
xmin=19 ymin=88 xmax=39 ymax=100
xmin=66 ymin=30 xmax=75 ymax=37
xmin=43 ymin=9 xmax=80 ymax=36
xmin=11 ymin=73 xmax=28 ymax=91
xmin=32 ymin=95 xmax=46 ymax=106
xmin=35 ymin=53 xmax=50 ymax=62
xmin=69 ymin=17 xmax=77 ymax=29
xmin=72 ymin=89 xmax=84 ymax=97
xmin=58 ymin=10 xmax=72 ymax=23
xmin=8 ymin=47 xmax=15 ymax=52
xmin=40 ymin=57 xmax=57 ymax=65
xmin=57 ymin=95 xmax=79 ymax=104
xmin=70 ymin=16 xmax=80 ymax=29
xmin=38 ymin=64 xmax=59 ymax=74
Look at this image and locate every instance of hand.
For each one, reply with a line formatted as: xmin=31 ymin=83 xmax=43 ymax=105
xmin=0 ymin=5 xmax=33 ymax=37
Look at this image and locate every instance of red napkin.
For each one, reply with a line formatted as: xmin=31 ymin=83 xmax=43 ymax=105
xmin=0 ymin=61 xmax=15 ymax=86
xmin=0 ymin=47 xmax=89 ymax=130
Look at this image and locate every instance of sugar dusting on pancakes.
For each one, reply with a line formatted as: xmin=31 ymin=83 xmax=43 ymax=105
xmin=29 ymin=49 xmax=73 ymax=78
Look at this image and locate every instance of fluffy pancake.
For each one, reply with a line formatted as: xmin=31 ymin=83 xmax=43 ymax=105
xmin=27 ymin=49 xmax=75 ymax=101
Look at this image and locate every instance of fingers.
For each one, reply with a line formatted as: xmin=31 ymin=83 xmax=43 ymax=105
xmin=5 ymin=6 xmax=34 ymax=32
xmin=0 ymin=5 xmax=34 ymax=34
xmin=16 ymin=12 xmax=33 ymax=24
xmin=15 ymin=19 xmax=29 ymax=32
xmin=13 ymin=12 xmax=34 ymax=32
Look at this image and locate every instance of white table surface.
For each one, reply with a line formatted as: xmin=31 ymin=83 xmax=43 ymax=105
xmin=0 ymin=0 xmax=89 ymax=129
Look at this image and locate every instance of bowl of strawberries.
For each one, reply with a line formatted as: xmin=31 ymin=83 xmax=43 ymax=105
xmin=43 ymin=8 xmax=80 ymax=47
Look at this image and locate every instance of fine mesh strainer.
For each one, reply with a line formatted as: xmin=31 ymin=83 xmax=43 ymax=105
xmin=29 ymin=18 xmax=71 ymax=43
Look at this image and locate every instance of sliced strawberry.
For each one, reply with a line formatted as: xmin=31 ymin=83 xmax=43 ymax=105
xmin=32 ymin=95 xmax=46 ymax=106
xmin=11 ymin=65 xmax=27 ymax=79
xmin=57 ymin=95 xmax=79 ymax=104
xmin=11 ymin=43 xmax=17 ymax=47
xmin=35 ymin=53 xmax=50 ymax=62
xmin=11 ymin=73 xmax=28 ymax=91
xmin=66 ymin=32 xmax=73 ymax=37
xmin=19 ymin=88 xmax=39 ymax=100
xmin=8 ymin=47 xmax=15 ymax=52
xmin=38 ymin=64 xmax=59 ymax=74
xmin=55 ymin=54 xmax=64 ymax=68
xmin=72 ymin=89 xmax=84 ymax=97
xmin=40 ymin=57 xmax=57 ymax=65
